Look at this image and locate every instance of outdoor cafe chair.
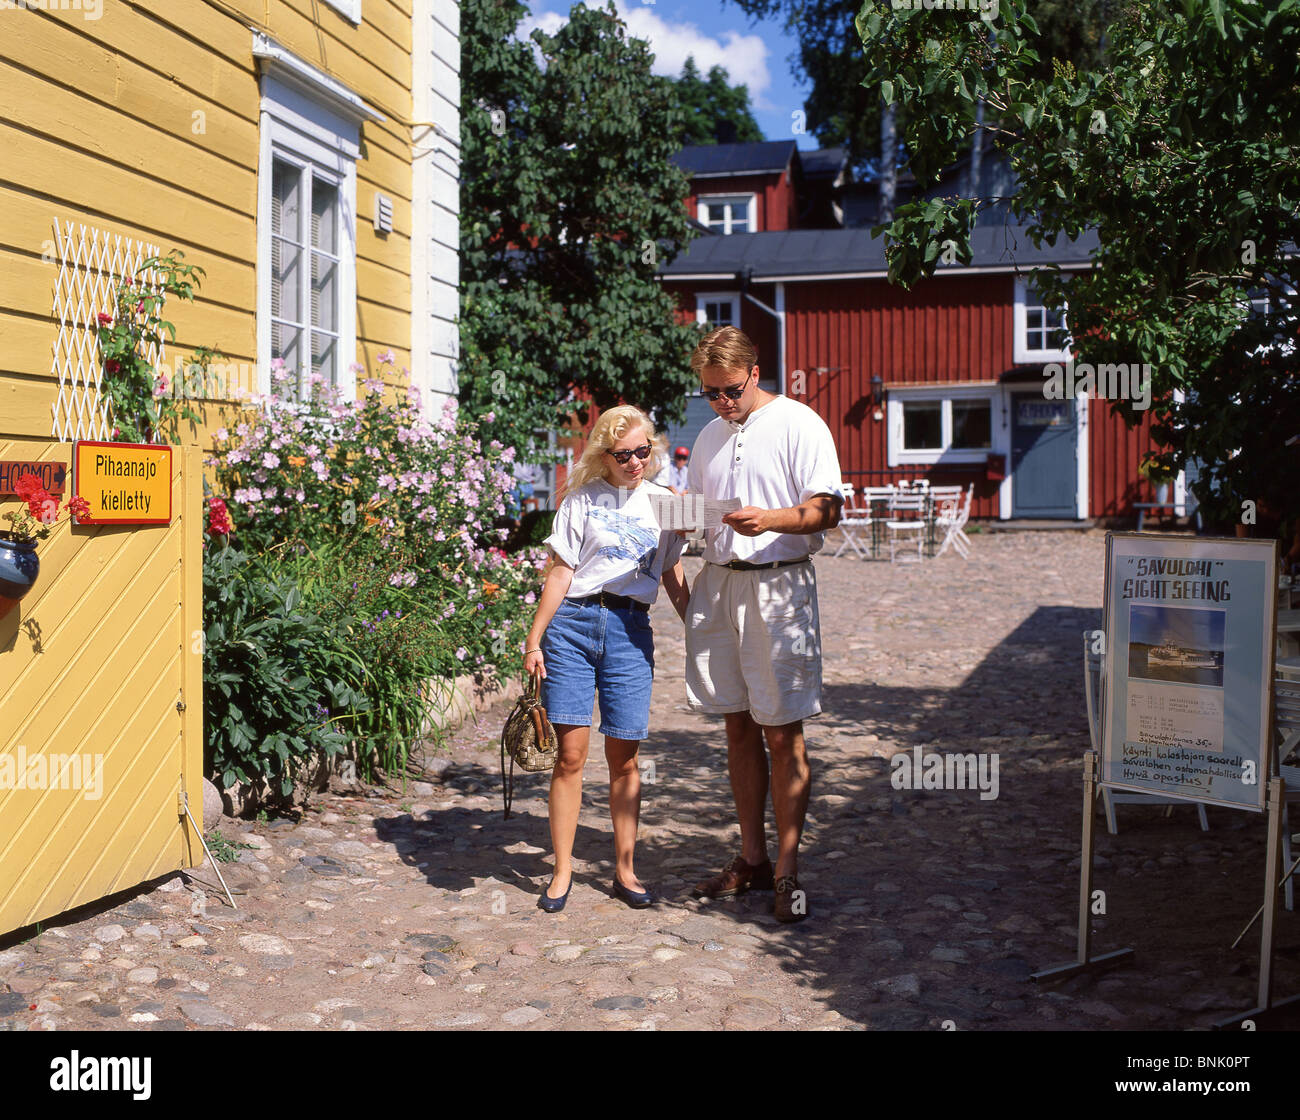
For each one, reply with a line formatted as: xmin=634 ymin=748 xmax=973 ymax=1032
xmin=1273 ymin=673 xmax=1300 ymax=910
xmin=934 ymin=484 xmax=974 ymax=560
xmin=887 ymin=491 xmax=927 ymax=564
xmin=1082 ymin=630 xmax=1210 ymax=835
xmin=832 ymin=481 xmax=872 ymax=559
xmin=860 ymin=485 xmax=896 ymax=559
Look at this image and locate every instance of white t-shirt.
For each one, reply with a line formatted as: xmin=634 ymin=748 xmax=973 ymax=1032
xmin=545 ymin=479 xmax=685 ymax=603
xmin=664 ymin=463 xmax=690 ymax=491
xmin=688 ymin=394 xmax=843 ymax=564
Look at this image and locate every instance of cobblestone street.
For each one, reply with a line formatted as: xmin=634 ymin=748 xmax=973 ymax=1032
xmin=3 ymin=530 xmax=1297 ymax=1031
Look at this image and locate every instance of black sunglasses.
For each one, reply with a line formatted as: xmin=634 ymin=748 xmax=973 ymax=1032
xmin=699 ymin=369 xmax=754 ymax=401
xmin=606 ymin=442 xmax=652 ymax=465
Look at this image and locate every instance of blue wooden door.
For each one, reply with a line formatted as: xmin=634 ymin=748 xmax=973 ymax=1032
xmin=1011 ymin=395 xmax=1077 ymax=518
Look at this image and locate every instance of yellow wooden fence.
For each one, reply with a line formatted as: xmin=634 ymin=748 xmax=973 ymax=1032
xmin=0 ymin=440 xmax=203 ymax=936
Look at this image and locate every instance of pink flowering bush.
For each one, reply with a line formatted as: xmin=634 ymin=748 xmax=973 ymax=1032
xmin=208 ymin=355 xmax=545 ymax=778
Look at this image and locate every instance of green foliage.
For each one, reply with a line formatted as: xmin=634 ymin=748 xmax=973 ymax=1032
xmin=857 ymin=0 xmax=1300 ymax=529
xmin=94 ymin=250 xmax=217 ymax=444
xmin=670 ymin=57 xmax=765 ymax=146
xmin=203 ymin=542 xmax=368 ymax=796
xmin=207 ymin=829 xmax=254 ymax=864
xmin=206 ymin=358 xmax=547 ymax=786
xmin=459 ymin=0 xmax=702 ymax=450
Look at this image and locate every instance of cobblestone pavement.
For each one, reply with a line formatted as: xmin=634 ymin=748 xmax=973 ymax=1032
xmin=3 ymin=530 xmax=1298 ymax=1031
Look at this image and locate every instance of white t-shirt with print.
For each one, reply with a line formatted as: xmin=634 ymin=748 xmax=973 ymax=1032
xmin=545 ymin=479 xmax=685 ymax=604
xmin=688 ymin=394 xmax=843 ymax=565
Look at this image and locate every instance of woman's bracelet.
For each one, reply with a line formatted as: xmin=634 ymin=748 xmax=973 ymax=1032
xmin=525 ymin=647 xmax=542 ymax=655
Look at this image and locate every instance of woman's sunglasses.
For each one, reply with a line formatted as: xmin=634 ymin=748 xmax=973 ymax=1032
xmin=606 ymin=443 xmax=652 ymax=465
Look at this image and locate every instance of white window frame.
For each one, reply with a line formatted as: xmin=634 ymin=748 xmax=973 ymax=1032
xmin=1013 ymin=274 xmax=1072 ymax=364
xmin=254 ymin=32 xmax=382 ymax=402
xmin=695 ymin=290 xmax=738 ymax=330
xmin=887 ymin=384 xmax=997 ymax=466
xmin=697 ymin=193 xmax=756 ymax=235
xmin=321 ymin=0 xmax=362 ymax=23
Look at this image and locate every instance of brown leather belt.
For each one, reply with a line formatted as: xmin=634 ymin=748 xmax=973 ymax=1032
xmin=567 ymin=591 xmax=651 ymax=613
xmin=712 ymin=556 xmax=810 ymax=571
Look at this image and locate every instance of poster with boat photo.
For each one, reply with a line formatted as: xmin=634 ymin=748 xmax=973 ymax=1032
xmin=1101 ymin=534 xmax=1278 ymax=811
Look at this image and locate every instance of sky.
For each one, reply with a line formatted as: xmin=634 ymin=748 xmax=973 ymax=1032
xmin=1129 ymin=605 xmax=1226 ymax=653
xmin=516 ymin=0 xmax=819 ymax=150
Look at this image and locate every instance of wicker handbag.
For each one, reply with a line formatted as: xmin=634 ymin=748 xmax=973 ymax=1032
xmin=500 ymin=669 xmax=558 ymax=818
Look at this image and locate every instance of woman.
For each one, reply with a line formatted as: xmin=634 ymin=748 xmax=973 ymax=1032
xmin=523 ymin=405 xmax=690 ymax=911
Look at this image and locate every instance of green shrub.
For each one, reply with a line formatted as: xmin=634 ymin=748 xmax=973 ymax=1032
xmin=203 ymin=542 xmax=369 ymax=795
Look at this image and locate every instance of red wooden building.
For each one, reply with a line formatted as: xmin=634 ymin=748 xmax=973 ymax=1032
xmin=658 ymin=141 xmax=1170 ymax=523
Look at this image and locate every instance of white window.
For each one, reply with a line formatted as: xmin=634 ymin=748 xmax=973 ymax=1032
xmin=321 ymin=0 xmax=362 ymax=22
xmin=269 ymin=157 xmax=344 ymax=397
xmin=254 ymin=33 xmax=382 ymax=401
xmin=698 ymin=194 xmax=755 ymax=235
xmin=1014 ymin=275 xmax=1071 ymax=363
xmin=695 ymin=291 xmax=737 ymax=329
xmin=887 ymin=386 xmax=995 ymax=466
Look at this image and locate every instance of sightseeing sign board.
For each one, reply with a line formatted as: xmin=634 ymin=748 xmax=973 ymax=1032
xmin=72 ymin=441 xmax=172 ymax=525
xmin=1100 ymin=533 xmax=1279 ymax=812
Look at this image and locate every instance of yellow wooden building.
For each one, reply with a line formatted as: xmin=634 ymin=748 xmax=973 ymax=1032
xmin=0 ymin=0 xmax=461 ymax=936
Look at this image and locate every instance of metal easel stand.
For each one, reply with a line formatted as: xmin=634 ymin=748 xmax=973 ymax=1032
xmin=1030 ymin=751 xmax=1134 ymax=982
xmin=1214 ymin=777 xmax=1298 ymax=1029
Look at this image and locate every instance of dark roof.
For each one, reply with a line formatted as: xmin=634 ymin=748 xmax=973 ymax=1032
xmin=672 ymin=140 xmax=797 ymax=178
xmin=798 ymin=147 xmax=847 ymax=181
xmin=659 ymin=224 xmax=1100 ymax=280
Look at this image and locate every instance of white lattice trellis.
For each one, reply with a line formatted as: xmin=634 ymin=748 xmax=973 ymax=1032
xmin=50 ymin=220 xmax=167 ymax=442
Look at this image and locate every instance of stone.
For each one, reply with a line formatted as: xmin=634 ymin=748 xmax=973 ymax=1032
xmin=237 ymin=933 xmax=294 ymax=956
xmin=405 ymin=933 xmax=456 ymax=953
xmin=332 ymin=841 xmax=373 ymax=859
xmin=201 ymin=778 xmax=224 ymax=833
xmin=93 ymin=924 xmax=127 ymax=942
xmin=429 ymin=1012 xmax=486 ymax=1027
xmin=127 ymin=968 xmax=159 ymax=985
xmin=176 ymin=936 xmax=206 ymax=949
xmin=133 ymin=924 xmax=162 ymax=941
xmin=509 ymin=941 xmax=540 ymax=958
xmin=91 ymin=1004 xmax=122 ymax=1018
xmin=502 ymin=1005 xmax=544 ymax=1025
xmin=0 ymin=993 xmax=29 ymax=1015
xmin=178 ymin=1000 xmax=235 ymax=1027
xmin=544 ymin=945 xmax=584 ymax=963
xmin=874 ymin=974 xmax=922 ymax=999
xmin=593 ymin=996 xmax=645 ymax=1010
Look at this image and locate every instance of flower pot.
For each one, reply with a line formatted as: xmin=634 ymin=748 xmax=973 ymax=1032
xmin=1155 ymin=482 xmax=1170 ymax=504
xmin=0 ymin=536 xmax=40 ymax=602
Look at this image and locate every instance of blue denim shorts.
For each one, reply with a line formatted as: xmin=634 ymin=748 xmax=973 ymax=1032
xmin=540 ymin=597 xmax=655 ymax=740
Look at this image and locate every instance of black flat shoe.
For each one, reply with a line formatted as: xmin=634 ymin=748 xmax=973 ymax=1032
xmin=612 ymin=877 xmax=654 ymax=908
xmin=538 ymin=877 xmax=571 ymax=913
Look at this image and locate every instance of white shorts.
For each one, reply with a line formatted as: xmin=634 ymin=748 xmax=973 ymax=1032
xmin=685 ymin=561 xmax=823 ymax=727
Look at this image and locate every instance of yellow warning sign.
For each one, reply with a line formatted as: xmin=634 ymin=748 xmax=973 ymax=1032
xmin=73 ymin=441 xmax=172 ymax=525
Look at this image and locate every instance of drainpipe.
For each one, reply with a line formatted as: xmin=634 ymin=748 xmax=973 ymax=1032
xmin=737 ymin=268 xmax=786 ymax=394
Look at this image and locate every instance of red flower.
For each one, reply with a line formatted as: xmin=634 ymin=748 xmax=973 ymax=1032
xmin=96 ymin=312 xmax=113 ymax=326
xmin=207 ymin=496 xmax=234 ymax=536
xmin=104 ymin=359 xmax=121 ymax=374
xmin=67 ymin=495 xmax=91 ymax=522
xmin=13 ymin=473 xmax=44 ymax=501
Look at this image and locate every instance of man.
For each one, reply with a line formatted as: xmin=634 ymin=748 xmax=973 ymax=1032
xmin=684 ymin=325 xmax=843 ymax=923
xmin=665 ymin=447 xmax=690 ymax=494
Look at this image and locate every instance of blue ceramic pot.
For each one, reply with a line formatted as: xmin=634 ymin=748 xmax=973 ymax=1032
xmin=0 ymin=536 xmax=39 ymax=601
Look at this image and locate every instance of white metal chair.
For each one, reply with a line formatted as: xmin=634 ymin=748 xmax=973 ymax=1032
xmin=887 ymin=491 xmax=927 ymax=563
xmin=934 ymin=484 xmax=974 ymax=559
xmin=832 ymin=482 xmax=872 ymax=559
xmin=1082 ymin=630 xmax=1210 ymax=835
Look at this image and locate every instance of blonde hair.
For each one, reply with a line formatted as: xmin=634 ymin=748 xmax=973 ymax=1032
xmin=691 ymin=325 xmax=758 ymax=375
xmin=563 ymin=405 xmax=667 ymax=497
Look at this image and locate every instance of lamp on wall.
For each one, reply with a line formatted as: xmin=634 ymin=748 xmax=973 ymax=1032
xmin=871 ymin=374 xmax=885 ymax=421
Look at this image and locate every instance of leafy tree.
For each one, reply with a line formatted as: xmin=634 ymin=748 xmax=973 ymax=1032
xmin=856 ymin=0 xmax=1300 ymax=530
xmin=459 ymin=0 xmax=701 ymax=453
xmin=721 ymin=0 xmax=1110 ymax=203
xmin=670 ymin=57 xmax=766 ymax=146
